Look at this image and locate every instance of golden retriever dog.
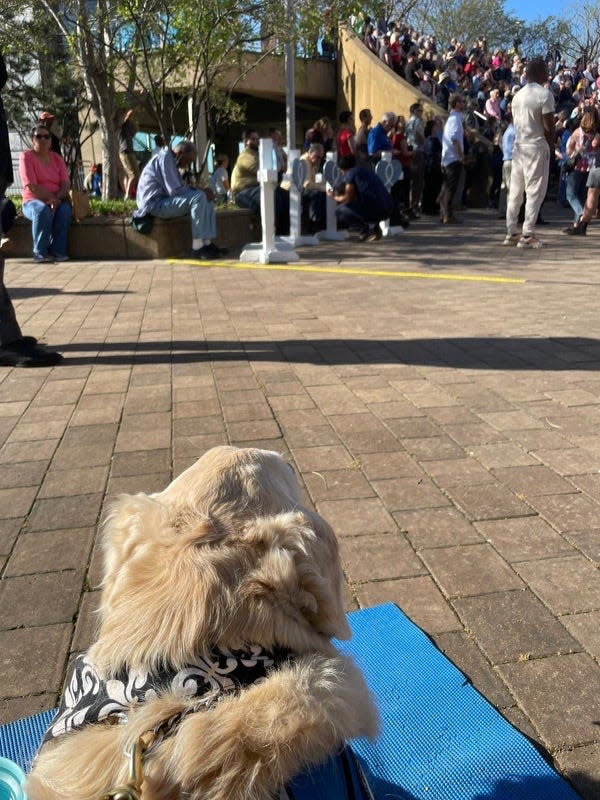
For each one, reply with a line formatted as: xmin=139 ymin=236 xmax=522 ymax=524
xmin=27 ymin=446 xmax=378 ymax=800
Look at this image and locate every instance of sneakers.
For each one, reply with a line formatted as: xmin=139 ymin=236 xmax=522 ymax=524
xmin=52 ymin=254 xmax=70 ymax=262
xmin=0 ymin=337 xmax=63 ymax=367
xmin=190 ymin=243 xmax=228 ymax=260
xmin=502 ymin=234 xmax=520 ymax=246
xmin=33 ymin=253 xmax=52 ymax=263
xmin=516 ymin=235 xmax=543 ymax=249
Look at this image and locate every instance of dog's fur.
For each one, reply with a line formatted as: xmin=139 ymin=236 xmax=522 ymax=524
xmin=27 ymin=446 xmax=378 ymax=800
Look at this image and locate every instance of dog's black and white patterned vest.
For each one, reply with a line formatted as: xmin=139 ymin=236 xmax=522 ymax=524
xmin=44 ymin=646 xmax=286 ymax=743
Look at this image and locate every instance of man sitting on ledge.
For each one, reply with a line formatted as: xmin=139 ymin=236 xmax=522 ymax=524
xmin=230 ymin=130 xmax=290 ymax=235
xmin=133 ymin=139 xmax=227 ymax=260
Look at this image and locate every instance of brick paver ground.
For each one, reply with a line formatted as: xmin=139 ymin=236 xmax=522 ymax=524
xmin=0 ymin=208 xmax=599 ymax=798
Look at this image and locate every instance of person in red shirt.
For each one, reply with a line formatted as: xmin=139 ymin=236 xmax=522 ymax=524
xmin=336 ymin=111 xmax=356 ymax=161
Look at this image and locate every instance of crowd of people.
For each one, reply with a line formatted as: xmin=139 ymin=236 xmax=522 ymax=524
xmin=350 ymin=15 xmax=600 ymax=239
xmin=6 ymin=22 xmax=600 ymax=267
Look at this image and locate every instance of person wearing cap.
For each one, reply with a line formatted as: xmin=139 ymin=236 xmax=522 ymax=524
xmin=133 ymin=139 xmax=227 ymax=260
xmin=119 ymin=108 xmax=140 ymax=200
xmin=437 ymin=72 xmax=451 ymax=110
xmin=38 ymin=111 xmax=62 ymax=156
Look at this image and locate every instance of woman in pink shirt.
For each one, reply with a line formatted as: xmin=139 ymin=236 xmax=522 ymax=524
xmin=19 ymin=125 xmax=71 ymax=262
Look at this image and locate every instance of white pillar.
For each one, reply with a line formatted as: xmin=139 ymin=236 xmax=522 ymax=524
xmin=317 ymin=153 xmax=348 ymax=242
xmin=239 ymin=139 xmax=299 ymax=263
xmin=375 ymin=152 xmax=404 ymax=237
xmin=281 ymin=150 xmax=319 ymax=247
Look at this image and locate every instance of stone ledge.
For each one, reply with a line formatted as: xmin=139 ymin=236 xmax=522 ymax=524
xmin=7 ymin=209 xmax=261 ymax=260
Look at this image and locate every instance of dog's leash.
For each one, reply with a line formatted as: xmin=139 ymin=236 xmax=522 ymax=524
xmin=98 ymin=690 xmax=231 ymax=800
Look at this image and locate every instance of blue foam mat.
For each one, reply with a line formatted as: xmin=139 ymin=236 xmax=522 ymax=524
xmin=0 ymin=604 xmax=581 ymax=799
xmin=336 ymin=603 xmax=580 ymax=800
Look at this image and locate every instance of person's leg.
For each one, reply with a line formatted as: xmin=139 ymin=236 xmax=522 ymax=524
xmin=49 ymin=200 xmax=73 ymax=258
xmin=305 ymin=190 xmax=326 ymax=228
xmin=521 ymin=145 xmax=549 ymax=239
xmin=410 ymin=151 xmax=425 ymax=213
xmin=234 ymin=187 xmax=261 ymax=214
xmin=498 ymin=160 xmax=511 ymax=217
xmin=506 ymin=149 xmax=525 ymax=236
xmin=0 ymin=255 xmax=62 ymax=366
xmin=152 ymin=190 xmax=220 ymax=252
xmin=0 ymin=177 xmax=7 ymax=241
xmin=583 ymin=186 xmax=600 ymax=220
xmin=21 ymin=200 xmax=53 ymax=258
xmin=335 ymin=202 xmax=368 ymax=233
xmin=438 ymin=171 xmax=450 ymax=220
xmin=566 ymin=172 xmax=584 ymax=220
xmin=441 ymin=162 xmax=462 ymax=221
xmin=274 ymin=186 xmax=290 ymax=235
xmin=0 ymin=257 xmax=22 ymax=345
xmin=189 ymin=192 xmax=217 ymax=241
xmin=152 ymin=190 xmax=215 ymax=238
xmin=565 ymin=171 xmax=600 ymax=234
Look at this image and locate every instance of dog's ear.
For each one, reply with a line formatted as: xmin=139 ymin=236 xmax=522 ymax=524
xmin=237 ymin=511 xmax=351 ymax=649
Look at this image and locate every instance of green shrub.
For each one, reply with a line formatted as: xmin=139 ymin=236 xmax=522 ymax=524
xmin=89 ymin=199 xmax=137 ymax=216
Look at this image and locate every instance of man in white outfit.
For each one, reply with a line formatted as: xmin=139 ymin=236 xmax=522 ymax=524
xmin=504 ymin=57 xmax=555 ymax=248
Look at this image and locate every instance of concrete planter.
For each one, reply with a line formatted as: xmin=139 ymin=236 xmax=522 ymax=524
xmin=8 ymin=208 xmax=260 ymax=260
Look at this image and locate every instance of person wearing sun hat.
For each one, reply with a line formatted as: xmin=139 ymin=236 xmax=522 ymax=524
xmin=38 ymin=111 xmax=62 ymax=156
xmin=437 ymin=71 xmax=451 ymax=110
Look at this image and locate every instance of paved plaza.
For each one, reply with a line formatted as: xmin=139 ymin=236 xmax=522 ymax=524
xmin=0 ymin=207 xmax=599 ymax=798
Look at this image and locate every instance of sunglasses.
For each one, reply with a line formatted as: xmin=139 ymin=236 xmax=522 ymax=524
xmin=34 ymin=133 xmax=50 ymax=140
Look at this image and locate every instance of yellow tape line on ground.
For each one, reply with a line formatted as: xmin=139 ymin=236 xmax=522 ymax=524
xmin=168 ymin=259 xmax=525 ymax=285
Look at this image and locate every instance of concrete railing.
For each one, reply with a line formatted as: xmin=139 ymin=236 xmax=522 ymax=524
xmin=7 ymin=208 xmax=261 ymax=260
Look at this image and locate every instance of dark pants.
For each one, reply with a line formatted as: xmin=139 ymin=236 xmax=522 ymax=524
xmin=439 ymin=161 xmax=463 ymax=220
xmin=0 ymin=257 xmax=22 ymax=345
xmin=335 ymin=201 xmax=388 ymax=233
xmin=234 ymin=185 xmax=290 ymax=235
xmin=302 ymin=190 xmax=326 ymax=230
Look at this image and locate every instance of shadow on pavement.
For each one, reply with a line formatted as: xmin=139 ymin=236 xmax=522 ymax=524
xmin=54 ymin=337 xmax=600 ymax=370
xmin=11 ymin=287 xmax=130 ymax=299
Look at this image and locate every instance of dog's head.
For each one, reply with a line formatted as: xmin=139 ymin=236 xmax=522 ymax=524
xmin=91 ymin=447 xmax=351 ymax=673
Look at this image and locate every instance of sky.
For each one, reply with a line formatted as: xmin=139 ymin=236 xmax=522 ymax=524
xmin=505 ymin=0 xmax=566 ymax=22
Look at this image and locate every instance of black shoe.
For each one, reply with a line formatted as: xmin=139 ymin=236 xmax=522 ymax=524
xmin=565 ymin=217 xmax=588 ymax=236
xmin=366 ymin=224 xmax=382 ymax=242
xmin=358 ymin=228 xmax=369 ymax=242
xmin=0 ymin=337 xmax=63 ymax=367
xmin=190 ymin=243 xmax=227 ymax=260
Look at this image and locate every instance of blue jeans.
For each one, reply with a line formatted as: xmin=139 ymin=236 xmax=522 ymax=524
xmin=150 ymin=188 xmax=216 ymax=240
xmin=22 ymin=199 xmax=72 ymax=258
xmin=234 ymin=185 xmax=290 ymax=235
xmin=566 ymin=171 xmax=588 ymax=220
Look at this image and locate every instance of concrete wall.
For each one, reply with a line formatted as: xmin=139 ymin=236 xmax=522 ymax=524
xmin=337 ymin=26 xmax=442 ymax=121
xmin=8 ymin=209 xmax=260 ymax=261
